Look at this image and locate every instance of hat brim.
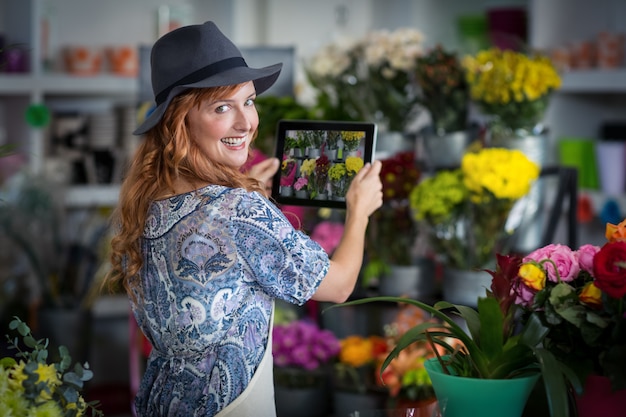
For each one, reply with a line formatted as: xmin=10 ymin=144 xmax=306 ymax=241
xmin=134 ymin=63 xmax=282 ymax=135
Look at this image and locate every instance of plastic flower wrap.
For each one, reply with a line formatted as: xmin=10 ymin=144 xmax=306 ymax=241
xmin=273 ymin=319 xmax=340 ymax=388
xmin=0 ymin=317 xmax=102 ymax=416
xmin=512 ymin=218 xmax=626 ymax=391
xmin=280 ymin=157 xmax=297 ymax=187
xmin=463 ymin=47 xmax=561 ymax=138
xmin=409 ymin=147 xmax=540 ymax=270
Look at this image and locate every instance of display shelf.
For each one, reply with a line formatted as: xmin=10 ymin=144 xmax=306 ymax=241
xmin=559 ymin=69 xmax=626 ymax=93
xmin=65 ymin=184 xmax=120 ymax=208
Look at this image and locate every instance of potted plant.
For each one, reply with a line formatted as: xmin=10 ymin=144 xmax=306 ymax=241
xmin=279 ymin=156 xmax=297 ymax=196
xmin=331 ymin=334 xmax=388 ymax=416
xmin=462 ymin=47 xmax=561 ymax=143
xmin=409 ymin=147 xmax=540 ymax=306
xmin=340 ymin=130 xmax=365 ymax=155
xmin=333 ymin=254 xmax=581 ymax=417
xmin=328 ymin=155 xmax=364 ymax=201
xmin=513 ymin=218 xmax=626 ymax=417
xmin=415 ymin=45 xmax=475 ymax=169
xmin=273 ymin=318 xmax=340 ymax=417
xmin=363 ymin=151 xmax=432 ymax=299
xmin=0 ymin=316 xmax=103 ymax=416
xmin=306 ymin=27 xmax=425 ymax=134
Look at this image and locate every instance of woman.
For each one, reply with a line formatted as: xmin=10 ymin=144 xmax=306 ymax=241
xmin=106 ymin=21 xmax=382 ymax=416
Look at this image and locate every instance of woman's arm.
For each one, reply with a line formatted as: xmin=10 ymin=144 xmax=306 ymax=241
xmin=312 ymin=161 xmax=383 ymax=302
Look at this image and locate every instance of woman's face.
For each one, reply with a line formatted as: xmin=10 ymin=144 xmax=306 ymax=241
xmin=188 ymin=81 xmax=259 ymax=169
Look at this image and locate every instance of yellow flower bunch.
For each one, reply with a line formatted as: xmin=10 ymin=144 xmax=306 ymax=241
xmin=341 ymin=131 xmax=365 ymax=152
xmin=328 ymin=163 xmax=347 ymax=182
xmin=299 ymin=158 xmax=316 ymax=176
xmin=463 ymin=48 xmax=561 ymax=133
xmin=344 ymin=156 xmax=364 ymax=174
xmin=462 ymin=148 xmax=540 ymax=201
xmin=0 ymin=317 xmax=102 ymax=417
xmin=409 ymin=147 xmax=539 ymax=270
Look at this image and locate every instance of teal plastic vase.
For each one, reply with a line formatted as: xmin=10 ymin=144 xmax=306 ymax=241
xmin=424 ymin=357 xmax=540 ymax=417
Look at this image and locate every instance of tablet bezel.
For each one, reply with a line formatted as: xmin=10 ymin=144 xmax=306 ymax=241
xmin=270 ymin=119 xmax=377 ymax=209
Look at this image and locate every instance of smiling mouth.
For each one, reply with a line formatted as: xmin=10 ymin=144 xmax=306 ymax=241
xmin=221 ymin=137 xmax=246 ymax=148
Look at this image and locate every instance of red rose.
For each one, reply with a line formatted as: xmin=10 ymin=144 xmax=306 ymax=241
xmin=593 ymin=241 xmax=626 ymax=299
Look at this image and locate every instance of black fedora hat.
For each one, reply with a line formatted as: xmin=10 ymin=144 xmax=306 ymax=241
xmin=134 ymin=21 xmax=282 ymax=135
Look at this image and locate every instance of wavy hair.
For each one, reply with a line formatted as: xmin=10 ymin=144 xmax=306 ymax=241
xmin=106 ymin=85 xmax=264 ymax=298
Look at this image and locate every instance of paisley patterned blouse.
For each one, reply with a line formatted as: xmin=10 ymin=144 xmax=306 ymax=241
xmin=131 ymin=185 xmax=330 ymax=416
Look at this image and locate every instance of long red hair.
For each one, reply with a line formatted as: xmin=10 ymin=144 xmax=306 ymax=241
xmin=106 ymin=85 xmax=263 ymax=298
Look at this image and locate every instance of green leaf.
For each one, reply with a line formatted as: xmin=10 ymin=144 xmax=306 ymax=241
xmin=477 ymin=297 xmax=504 ymax=360
xmin=533 ymin=348 xmax=575 ymax=417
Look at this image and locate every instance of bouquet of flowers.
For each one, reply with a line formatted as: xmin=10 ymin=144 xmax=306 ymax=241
xmin=0 ymin=317 xmax=102 ymax=416
xmin=307 ymin=28 xmax=425 ymax=133
xmin=273 ymin=319 xmax=340 ymax=388
xmin=280 ymin=157 xmax=297 ymax=188
xmin=513 ymin=219 xmax=626 ymax=391
xmin=333 ymin=334 xmax=387 ymax=394
xmin=341 ymin=131 xmax=365 ymax=154
xmin=414 ymin=44 xmax=470 ymax=135
xmin=328 ymin=156 xmax=364 ymax=199
xmin=462 ymin=47 xmax=561 ymax=139
xmin=409 ymin=147 xmax=540 ymax=270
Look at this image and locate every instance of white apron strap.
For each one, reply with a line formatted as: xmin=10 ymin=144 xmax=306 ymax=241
xmin=216 ymin=302 xmax=276 ymax=417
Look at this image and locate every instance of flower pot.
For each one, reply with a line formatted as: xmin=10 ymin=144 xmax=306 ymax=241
xmin=442 ymin=268 xmax=492 ymax=307
xmin=375 ymin=131 xmax=414 ymax=159
xmin=295 ymin=189 xmax=309 ymax=199
xmin=576 ymin=374 xmax=626 ymax=417
xmin=487 ymin=131 xmax=548 ymax=254
xmin=422 ymin=130 xmax=474 ymax=169
xmin=275 ymin=384 xmax=329 ymax=417
xmin=280 ymin=185 xmax=294 ymax=197
xmin=424 ymin=357 xmax=539 ymax=417
xmin=308 ymin=147 xmax=321 ymax=158
xmin=378 ymin=260 xmax=436 ymax=299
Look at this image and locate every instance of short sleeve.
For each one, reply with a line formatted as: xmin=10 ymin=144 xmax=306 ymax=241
xmin=232 ymin=191 xmax=330 ymax=305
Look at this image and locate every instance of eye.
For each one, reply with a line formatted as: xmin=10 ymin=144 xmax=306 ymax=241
xmin=245 ymin=98 xmax=256 ymax=107
xmin=215 ymin=104 xmax=229 ymax=113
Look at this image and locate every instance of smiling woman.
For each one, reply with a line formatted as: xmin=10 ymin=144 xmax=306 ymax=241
xmin=104 ymin=20 xmax=383 ymax=417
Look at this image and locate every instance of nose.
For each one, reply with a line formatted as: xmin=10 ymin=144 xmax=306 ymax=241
xmin=233 ymin=107 xmax=257 ymax=132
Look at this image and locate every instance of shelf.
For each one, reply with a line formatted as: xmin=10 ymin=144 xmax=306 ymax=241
xmin=65 ymin=184 xmax=120 ymax=208
xmin=0 ymin=73 xmax=138 ymax=96
xmin=559 ymin=69 xmax=626 ymax=93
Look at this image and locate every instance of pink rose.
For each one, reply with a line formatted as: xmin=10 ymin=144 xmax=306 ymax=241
xmin=576 ymin=244 xmax=600 ymax=275
xmin=524 ymin=243 xmax=579 ymax=283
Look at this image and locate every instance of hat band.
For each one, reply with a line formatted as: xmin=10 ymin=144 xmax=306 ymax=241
xmin=155 ymin=56 xmax=247 ymax=105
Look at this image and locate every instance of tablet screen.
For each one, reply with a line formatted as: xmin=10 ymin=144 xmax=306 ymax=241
xmin=271 ymin=120 xmax=377 ymax=209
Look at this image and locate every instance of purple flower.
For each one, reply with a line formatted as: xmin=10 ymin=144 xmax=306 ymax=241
xmin=272 ymin=319 xmax=340 ymax=370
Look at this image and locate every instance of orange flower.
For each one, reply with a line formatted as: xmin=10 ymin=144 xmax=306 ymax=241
xmin=606 ymin=219 xmax=626 ymax=243
xmin=579 ymin=282 xmax=603 ymax=309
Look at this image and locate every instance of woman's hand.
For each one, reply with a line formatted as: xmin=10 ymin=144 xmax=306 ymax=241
xmin=247 ymin=157 xmax=279 ymax=196
xmin=345 ymin=160 xmax=383 ymax=219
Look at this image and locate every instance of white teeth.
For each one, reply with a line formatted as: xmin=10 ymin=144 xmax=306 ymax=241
xmin=221 ymin=137 xmax=246 ymax=146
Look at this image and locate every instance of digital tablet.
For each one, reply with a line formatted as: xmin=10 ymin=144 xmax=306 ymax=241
xmin=271 ymin=119 xmax=377 ymax=209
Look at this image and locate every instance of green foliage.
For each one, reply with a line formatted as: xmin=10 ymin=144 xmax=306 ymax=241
xmin=1 ymin=316 xmax=102 ymax=416
xmin=332 ymin=255 xmax=581 ymax=417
